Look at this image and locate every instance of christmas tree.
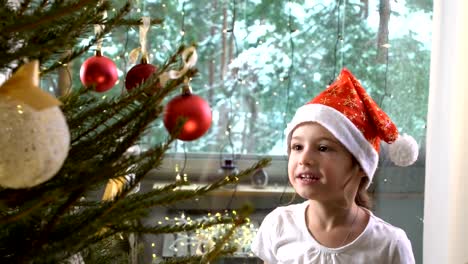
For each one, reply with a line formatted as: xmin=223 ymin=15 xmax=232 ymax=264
xmin=0 ymin=1 xmax=270 ymax=263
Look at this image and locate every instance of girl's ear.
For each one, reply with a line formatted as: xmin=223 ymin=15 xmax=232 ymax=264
xmin=359 ymin=167 xmax=366 ymax=178
xmin=352 ymin=157 xmax=366 ymax=177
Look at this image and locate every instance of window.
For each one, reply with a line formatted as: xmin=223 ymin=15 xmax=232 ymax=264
xmin=50 ymin=0 xmax=431 ymax=263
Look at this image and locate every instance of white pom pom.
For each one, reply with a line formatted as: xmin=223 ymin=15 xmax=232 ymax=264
xmin=388 ymin=134 xmax=419 ymax=166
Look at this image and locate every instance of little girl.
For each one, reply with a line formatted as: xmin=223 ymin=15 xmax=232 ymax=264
xmin=251 ymin=68 xmax=418 ymax=264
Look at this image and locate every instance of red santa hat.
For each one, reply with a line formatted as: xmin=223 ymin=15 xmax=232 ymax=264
xmin=285 ymin=68 xmax=418 ymax=188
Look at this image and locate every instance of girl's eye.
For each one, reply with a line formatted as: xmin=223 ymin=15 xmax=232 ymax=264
xmin=291 ymin=144 xmax=303 ymax=151
xmin=318 ymin=145 xmax=328 ymax=152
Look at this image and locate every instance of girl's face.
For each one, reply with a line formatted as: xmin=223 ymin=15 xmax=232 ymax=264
xmin=288 ymin=122 xmax=363 ymax=203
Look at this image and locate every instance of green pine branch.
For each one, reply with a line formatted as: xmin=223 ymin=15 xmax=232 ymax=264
xmin=109 ymin=204 xmax=253 ymax=236
xmin=4 ymin=0 xmax=102 ymax=34
xmin=123 ymin=158 xmax=270 ymax=210
xmin=40 ymin=2 xmax=133 ymax=73
xmin=157 ymin=249 xmax=237 ymax=264
xmin=0 ymin=1 xmax=271 ymax=263
xmin=201 ymin=209 xmax=248 ymax=263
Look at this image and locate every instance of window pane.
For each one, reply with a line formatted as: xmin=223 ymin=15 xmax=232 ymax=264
xmin=53 ymin=0 xmax=430 ymax=263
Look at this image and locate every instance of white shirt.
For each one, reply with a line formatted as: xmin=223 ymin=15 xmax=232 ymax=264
xmin=251 ymin=201 xmax=415 ymax=264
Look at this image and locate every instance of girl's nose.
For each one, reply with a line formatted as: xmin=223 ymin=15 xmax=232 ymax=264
xmin=298 ymin=149 xmax=315 ymax=166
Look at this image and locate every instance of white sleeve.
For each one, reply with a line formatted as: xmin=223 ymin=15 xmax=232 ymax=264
xmin=391 ymin=230 xmax=416 ymax=264
xmin=250 ymin=211 xmax=278 ymax=263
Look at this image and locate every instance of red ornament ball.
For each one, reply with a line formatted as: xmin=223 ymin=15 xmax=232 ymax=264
xmin=163 ymin=94 xmax=212 ymax=141
xmin=80 ymin=53 xmax=118 ymax=92
xmin=125 ymin=62 xmax=158 ymax=91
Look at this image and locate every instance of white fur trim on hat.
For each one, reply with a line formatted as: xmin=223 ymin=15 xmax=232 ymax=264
xmin=284 ymin=104 xmax=378 ymax=188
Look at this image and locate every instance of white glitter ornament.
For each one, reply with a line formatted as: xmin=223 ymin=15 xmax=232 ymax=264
xmin=0 ymin=97 xmax=70 ymax=188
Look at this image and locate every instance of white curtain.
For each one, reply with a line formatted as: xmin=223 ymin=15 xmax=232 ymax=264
xmin=424 ymin=0 xmax=468 ymax=263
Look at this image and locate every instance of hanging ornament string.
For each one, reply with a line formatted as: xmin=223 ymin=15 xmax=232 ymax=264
xmin=331 ymin=0 xmax=344 ymax=83
xmin=339 ymin=0 xmax=347 ymax=70
xmin=141 ymin=0 xmax=148 ymax=16
xmin=278 ymin=0 xmax=296 ymax=206
xmin=378 ymin=47 xmax=390 ymax=107
xmin=375 ymin=48 xmax=393 ymax=174
xmin=218 ymin=0 xmax=236 ymax=167
xmin=94 ymin=10 xmax=108 ymax=53
xmin=224 ymin=0 xmax=240 ymax=211
xmin=129 ymin=16 xmax=151 ymax=64
xmin=220 ymin=0 xmax=239 ymax=165
xmin=179 ymin=0 xmax=186 ymax=45
xmin=181 ymin=76 xmax=192 ymax=94
xmin=227 ymin=0 xmax=239 ymax=159
xmin=157 ymin=1 xmax=191 ymax=86
xmin=120 ymin=27 xmax=131 ymax=94
xmin=140 ymin=16 xmax=151 ymax=61
xmin=0 ymin=60 xmax=61 ymax=110
xmin=159 ymin=46 xmax=198 ymax=87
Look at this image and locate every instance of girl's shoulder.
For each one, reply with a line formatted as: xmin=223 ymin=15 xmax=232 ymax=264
xmin=267 ymin=201 xmax=308 ymax=218
xmin=364 ymin=210 xmax=410 ymax=242
xmin=260 ymin=201 xmax=308 ymax=228
xmin=359 ymin=211 xmax=415 ymax=262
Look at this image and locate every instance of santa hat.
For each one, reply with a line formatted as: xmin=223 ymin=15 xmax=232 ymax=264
xmin=285 ymin=68 xmax=418 ymax=188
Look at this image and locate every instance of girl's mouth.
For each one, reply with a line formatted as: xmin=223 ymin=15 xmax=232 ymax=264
xmin=296 ymin=173 xmax=320 ymax=184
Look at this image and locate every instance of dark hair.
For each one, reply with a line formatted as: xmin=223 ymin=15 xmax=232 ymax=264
xmin=355 ymin=176 xmax=372 ymax=210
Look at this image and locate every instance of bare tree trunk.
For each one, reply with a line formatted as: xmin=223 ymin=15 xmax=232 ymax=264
xmin=360 ymin=0 xmax=369 ymax=18
xmin=377 ymin=0 xmax=390 ymax=63
xmin=228 ymin=31 xmax=234 ymax=65
xmin=208 ymin=0 xmax=218 ymax=102
xmin=242 ymin=95 xmax=258 ymax=153
xmin=220 ymin=6 xmax=227 ymax=81
xmin=215 ymin=104 xmax=230 ymax=153
xmin=241 ymin=111 xmax=248 ymax=153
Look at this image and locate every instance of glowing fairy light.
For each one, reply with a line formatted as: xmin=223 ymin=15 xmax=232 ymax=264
xmin=160 ymin=210 xmax=259 ymax=257
xmin=382 ymin=43 xmax=391 ymax=48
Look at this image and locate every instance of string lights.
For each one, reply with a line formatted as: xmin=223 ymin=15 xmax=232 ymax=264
xmin=217 ymin=0 xmax=242 ymax=210
xmin=180 ymin=0 xmax=186 ymax=43
xmin=151 ymin=210 xmax=259 ymax=259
